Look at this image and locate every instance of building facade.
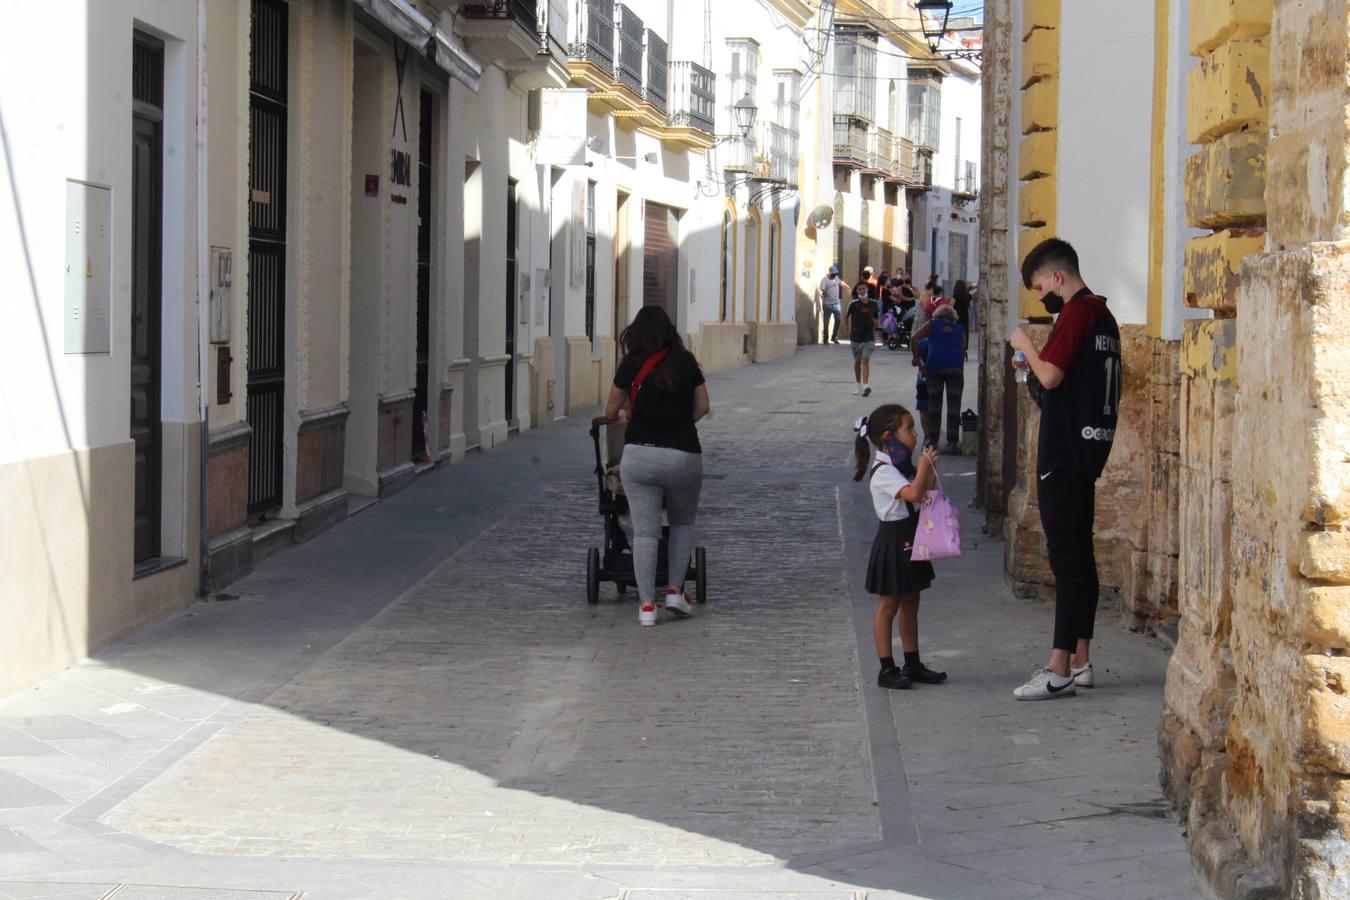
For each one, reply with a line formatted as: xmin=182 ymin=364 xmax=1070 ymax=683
xmin=907 ymin=36 xmax=980 ymax=292
xmin=979 ymin=1 xmax=1350 ymax=896
xmin=794 ymin=0 xmax=977 ymax=343
xmin=0 ymin=0 xmax=818 ymax=698
xmin=1 ymin=0 xmax=208 ymax=695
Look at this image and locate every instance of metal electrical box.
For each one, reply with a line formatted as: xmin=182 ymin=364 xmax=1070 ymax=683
xmin=209 ymin=246 xmax=233 ymax=343
xmin=64 ymin=180 xmax=111 ymax=355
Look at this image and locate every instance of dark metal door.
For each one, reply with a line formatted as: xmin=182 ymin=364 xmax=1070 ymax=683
xmin=131 ymin=35 xmax=164 ymax=564
xmin=414 ymin=88 xmax=433 ymax=460
xmin=585 ymin=182 xmax=596 ymax=342
xmin=247 ymin=0 xmax=288 ymax=514
xmin=505 ymin=178 xmax=517 ymax=423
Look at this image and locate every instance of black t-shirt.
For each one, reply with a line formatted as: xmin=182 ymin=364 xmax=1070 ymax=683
xmin=847 ymin=299 xmax=879 ymax=342
xmin=613 ymin=350 xmax=706 ymax=454
xmin=1036 ymin=290 xmax=1122 ymax=479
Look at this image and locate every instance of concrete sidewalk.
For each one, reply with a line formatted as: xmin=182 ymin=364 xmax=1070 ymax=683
xmin=0 ymin=345 xmax=1199 ymax=899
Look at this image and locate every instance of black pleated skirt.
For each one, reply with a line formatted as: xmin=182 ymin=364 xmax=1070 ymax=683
xmin=866 ymin=518 xmax=936 ymax=596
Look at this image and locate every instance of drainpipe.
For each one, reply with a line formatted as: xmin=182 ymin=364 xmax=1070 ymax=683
xmin=196 ymin=0 xmax=211 ymax=596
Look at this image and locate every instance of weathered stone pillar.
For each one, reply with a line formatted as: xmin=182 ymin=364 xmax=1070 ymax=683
xmin=977 ymin=0 xmax=1013 ymax=526
xmin=1165 ymin=0 xmax=1350 ymax=895
xmin=1000 ymin=0 xmax=1061 ymax=593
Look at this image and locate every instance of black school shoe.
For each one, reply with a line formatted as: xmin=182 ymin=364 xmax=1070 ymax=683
xmin=903 ymin=663 xmax=948 ymax=684
xmin=878 ymin=667 xmax=913 ymax=690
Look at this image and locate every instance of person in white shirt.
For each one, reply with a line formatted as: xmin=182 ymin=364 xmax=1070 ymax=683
xmin=852 ymin=405 xmax=946 ymax=690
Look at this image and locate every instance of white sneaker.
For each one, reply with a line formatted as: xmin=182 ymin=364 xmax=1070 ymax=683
xmin=853 ymin=384 xmax=862 ymax=396
xmin=664 ymin=590 xmax=693 ymax=618
xmin=1013 ymin=667 xmax=1076 ymax=701
xmin=638 ymin=601 xmax=657 ymax=627
xmin=1072 ymin=662 xmax=1094 ymax=688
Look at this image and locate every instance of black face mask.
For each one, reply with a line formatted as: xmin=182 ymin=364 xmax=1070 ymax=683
xmin=1042 ymin=292 xmax=1065 ymax=315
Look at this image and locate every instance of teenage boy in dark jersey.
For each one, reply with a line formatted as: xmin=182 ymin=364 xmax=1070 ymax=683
xmin=1008 ymin=238 xmax=1122 ymax=701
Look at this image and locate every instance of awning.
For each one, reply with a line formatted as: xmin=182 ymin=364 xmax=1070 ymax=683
xmin=432 ymin=24 xmax=483 ymax=92
xmin=351 ymin=0 xmax=482 ymax=91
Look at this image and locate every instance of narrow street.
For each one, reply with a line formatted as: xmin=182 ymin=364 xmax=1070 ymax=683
xmin=0 ymin=346 xmax=1197 ymax=900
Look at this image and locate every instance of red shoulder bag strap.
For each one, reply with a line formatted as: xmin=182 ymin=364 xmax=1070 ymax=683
xmin=628 ymin=349 xmax=670 ymax=416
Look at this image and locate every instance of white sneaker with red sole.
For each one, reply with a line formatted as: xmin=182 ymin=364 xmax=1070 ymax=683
xmin=639 ymin=601 xmax=657 ymax=627
xmin=663 ymin=590 xmax=693 ymax=618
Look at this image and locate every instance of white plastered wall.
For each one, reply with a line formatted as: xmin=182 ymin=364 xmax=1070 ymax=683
xmin=1055 ymin=0 xmax=1155 ymax=326
xmin=1160 ymin=0 xmax=1210 ymax=340
xmin=0 ymin=0 xmax=204 ymax=696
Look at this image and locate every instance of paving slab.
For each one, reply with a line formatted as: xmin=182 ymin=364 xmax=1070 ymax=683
xmin=0 ymin=345 xmax=1200 ymax=898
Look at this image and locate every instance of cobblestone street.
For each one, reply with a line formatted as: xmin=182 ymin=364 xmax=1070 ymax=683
xmin=0 ymin=346 xmax=1199 ymax=899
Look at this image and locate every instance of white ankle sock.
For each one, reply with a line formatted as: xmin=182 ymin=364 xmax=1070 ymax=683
xmin=1048 ymin=672 xmax=1073 ymax=687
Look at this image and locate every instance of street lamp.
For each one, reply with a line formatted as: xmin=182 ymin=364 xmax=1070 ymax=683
xmin=916 ymin=0 xmax=953 ymax=54
xmin=732 ymin=94 xmax=758 ymax=140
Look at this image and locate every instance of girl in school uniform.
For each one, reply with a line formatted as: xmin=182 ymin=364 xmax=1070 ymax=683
xmin=853 ymin=404 xmax=948 ymax=690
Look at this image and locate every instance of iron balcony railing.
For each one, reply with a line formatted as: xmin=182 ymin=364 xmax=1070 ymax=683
xmin=464 ymin=0 xmax=567 ymax=56
xmin=567 ymin=0 xmax=614 ymax=70
xmin=724 ymin=133 xmax=758 ymax=171
xmin=954 ymin=171 xmax=979 ymax=196
xmin=542 ymin=0 xmax=568 ymax=56
xmin=868 ymin=125 xmax=893 ymax=176
xmin=613 ymin=4 xmax=644 ymax=95
xmin=643 ymin=28 xmax=667 ymax=112
xmin=767 ymin=121 xmax=798 ymax=183
xmin=832 ymin=114 xmax=868 ymax=167
xmin=893 ymin=135 xmax=919 ymax=182
xmin=667 ymin=60 xmax=715 ymax=133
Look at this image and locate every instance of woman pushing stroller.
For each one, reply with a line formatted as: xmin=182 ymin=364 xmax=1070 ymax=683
xmin=602 ymin=306 xmax=711 ymax=626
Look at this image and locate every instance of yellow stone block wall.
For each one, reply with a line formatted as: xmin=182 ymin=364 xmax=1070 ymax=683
xmin=1163 ymin=0 xmax=1350 ymax=894
xmin=1002 ymin=1 xmax=1182 ymax=626
xmin=1162 ymin=0 xmax=1272 ymax=889
xmin=1225 ymin=244 xmax=1350 ymax=894
xmin=1185 ymin=39 xmax=1269 ymax=145
xmin=1016 ymin=0 xmax=1059 ymax=321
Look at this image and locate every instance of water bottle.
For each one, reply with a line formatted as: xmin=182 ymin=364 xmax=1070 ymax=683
xmin=1013 ymin=350 xmax=1029 ymax=383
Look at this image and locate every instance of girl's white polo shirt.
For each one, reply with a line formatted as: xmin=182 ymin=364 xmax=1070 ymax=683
xmin=869 ymin=450 xmax=912 ymax=521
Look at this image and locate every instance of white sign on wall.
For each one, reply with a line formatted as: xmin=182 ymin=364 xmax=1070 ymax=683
xmin=536 ymin=89 xmax=588 ymax=167
xmin=64 ymin=180 xmax=112 ymax=355
xmin=534 ymin=267 xmax=549 ymax=328
xmin=519 ymin=272 xmax=531 ymax=325
xmin=569 ymin=181 xmax=586 ymax=288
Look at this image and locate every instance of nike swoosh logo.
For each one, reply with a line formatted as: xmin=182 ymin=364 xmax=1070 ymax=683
xmin=1047 ymin=678 xmax=1074 ymax=693
xmin=1040 ymin=472 xmax=1052 ymax=481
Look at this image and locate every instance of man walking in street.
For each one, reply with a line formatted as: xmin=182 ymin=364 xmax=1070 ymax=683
xmin=817 ymin=265 xmax=846 ymax=344
xmin=1008 ymin=238 xmax=1122 ymax=700
xmin=845 ymin=282 xmax=880 ymax=396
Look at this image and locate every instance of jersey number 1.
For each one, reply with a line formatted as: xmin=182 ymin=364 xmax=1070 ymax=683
xmin=1103 ymin=358 xmax=1122 ymax=416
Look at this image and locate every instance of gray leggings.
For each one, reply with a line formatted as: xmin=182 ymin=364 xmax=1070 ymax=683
xmin=621 ymin=444 xmax=704 ymax=603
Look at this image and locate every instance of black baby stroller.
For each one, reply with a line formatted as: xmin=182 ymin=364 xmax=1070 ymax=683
xmin=881 ymin=305 xmax=917 ymax=351
xmin=585 ymin=417 xmax=707 ymax=605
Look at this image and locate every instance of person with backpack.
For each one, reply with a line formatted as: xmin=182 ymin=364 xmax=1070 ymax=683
xmin=910 ymin=305 xmax=967 ymax=454
xmin=604 ymin=306 xmax=711 ymax=627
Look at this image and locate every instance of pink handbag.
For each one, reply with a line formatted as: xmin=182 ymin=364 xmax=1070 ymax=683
xmin=911 ymin=471 xmax=962 ymax=561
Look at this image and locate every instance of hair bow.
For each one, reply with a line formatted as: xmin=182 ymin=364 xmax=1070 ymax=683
xmin=854 ymin=415 xmax=869 ymax=438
